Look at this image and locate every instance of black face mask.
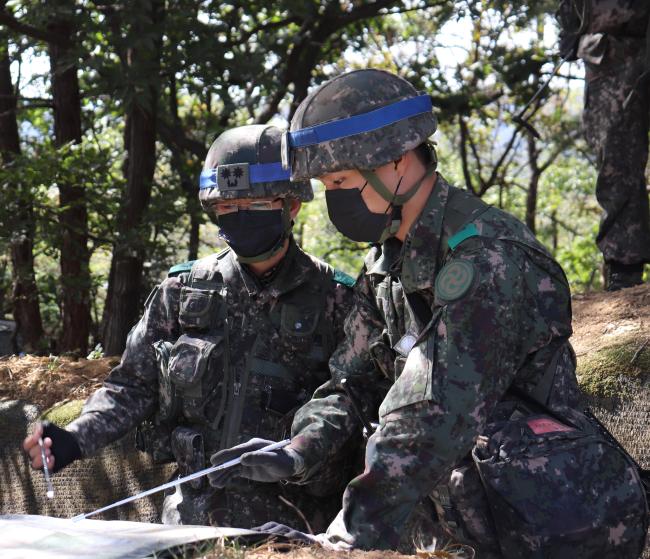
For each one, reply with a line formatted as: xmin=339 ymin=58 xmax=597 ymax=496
xmin=218 ymin=209 xmax=285 ymax=258
xmin=325 ymin=166 xmax=436 ymax=244
xmin=325 ymin=185 xmax=395 ymax=243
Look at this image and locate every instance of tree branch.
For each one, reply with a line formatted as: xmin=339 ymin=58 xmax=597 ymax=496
xmin=157 ymin=117 xmax=207 ymax=160
xmin=0 ymin=10 xmax=70 ymax=46
xmin=458 ymin=115 xmax=477 ymax=195
xmin=539 ymin=128 xmax=580 ymax=173
xmin=480 ymin=125 xmax=520 ymax=196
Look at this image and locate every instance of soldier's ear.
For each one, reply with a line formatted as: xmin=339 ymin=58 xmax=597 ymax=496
xmin=289 ymin=199 xmax=302 ymax=220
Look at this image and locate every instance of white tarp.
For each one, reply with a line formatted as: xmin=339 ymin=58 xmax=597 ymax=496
xmin=0 ymin=514 xmax=260 ymax=559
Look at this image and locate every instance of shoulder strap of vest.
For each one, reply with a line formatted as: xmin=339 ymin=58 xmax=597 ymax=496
xmin=444 ymin=189 xmax=491 ymax=253
xmin=168 ymin=260 xmax=195 ymax=278
xmin=186 ymin=250 xmax=228 ymax=290
xmin=333 ymin=269 xmax=356 ymax=288
xmin=448 ymin=223 xmax=480 ymax=251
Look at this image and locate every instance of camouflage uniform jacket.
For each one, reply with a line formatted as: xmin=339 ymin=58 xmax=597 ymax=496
xmin=290 ymin=174 xmax=581 ymax=550
xmin=65 ymin=238 xmax=355 ymax=525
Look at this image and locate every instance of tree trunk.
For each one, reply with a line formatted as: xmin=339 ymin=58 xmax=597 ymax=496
xmin=525 ymin=134 xmax=540 ymax=235
xmin=103 ymin=2 xmax=162 ymax=355
xmin=188 ymin=208 xmax=200 ymax=261
xmin=0 ymin=31 xmax=45 ymax=353
xmin=48 ymin=15 xmax=90 ymax=355
xmin=551 ymin=210 xmax=558 ymax=255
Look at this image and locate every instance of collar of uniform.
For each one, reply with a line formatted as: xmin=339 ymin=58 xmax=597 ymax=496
xmin=399 ymin=173 xmax=450 ymax=293
xmin=229 ymin=236 xmax=310 ymax=299
xmin=264 ymin=237 xmax=315 ymax=299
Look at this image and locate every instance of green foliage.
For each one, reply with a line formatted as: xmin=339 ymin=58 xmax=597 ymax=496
xmin=0 ymin=0 xmax=615 ymax=348
xmin=86 ymin=343 xmax=104 ymax=360
xmin=577 ymin=334 xmax=650 ymax=399
xmin=40 ymin=399 xmax=84 ymax=427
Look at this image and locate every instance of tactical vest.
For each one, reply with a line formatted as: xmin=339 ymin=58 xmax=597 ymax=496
xmin=137 ymin=249 xmax=343 ymax=470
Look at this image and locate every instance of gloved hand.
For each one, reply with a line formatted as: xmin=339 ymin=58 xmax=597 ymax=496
xmin=254 ymin=522 xmax=316 ymax=545
xmin=23 ymin=420 xmax=82 ymax=473
xmin=208 ymin=438 xmax=303 ymax=488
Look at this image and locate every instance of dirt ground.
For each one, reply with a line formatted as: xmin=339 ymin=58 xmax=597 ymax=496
xmin=571 ymin=282 xmax=650 ymax=357
xmin=1 ymin=283 xmax=648 ymax=411
xmin=0 ymin=354 xmax=118 ymax=411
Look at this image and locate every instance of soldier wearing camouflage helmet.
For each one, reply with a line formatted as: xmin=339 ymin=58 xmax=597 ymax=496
xmin=23 ymin=124 xmax=358 ymax=531
xmin=209 ymin=70 xmax=648 ymax=557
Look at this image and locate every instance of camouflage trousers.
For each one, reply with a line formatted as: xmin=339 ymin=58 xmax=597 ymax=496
xmin=583 ymin=35 xmax=650 ymax=265
xmin=161 ymin=473 xmax=342 ymax=532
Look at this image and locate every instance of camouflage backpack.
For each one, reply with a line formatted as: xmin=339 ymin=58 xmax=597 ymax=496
xmin=433 ymin=374 xmax=649 ymax=558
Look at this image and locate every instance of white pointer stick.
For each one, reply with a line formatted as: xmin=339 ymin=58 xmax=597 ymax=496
xmin=70 ymin=439 xmax=291 ymax=522
xmin=38 ymin=437 xmax=55 ymax=499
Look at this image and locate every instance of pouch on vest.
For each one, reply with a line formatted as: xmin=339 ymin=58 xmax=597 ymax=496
xmin=469 ymin=404 xmax=648 ymax=559
xmin=244 ymin=354 xmax=304 ymax=446
xmin=169 ymin=334 xmax=220 ymax=388
xmin=178 ymin=287 xmax=223 ymax=330
xmin=154 ymin=340 xmax=178 ymax=422
xmin=171 ymin=426 xmax=205 ymax=490
xmin=135 ymin=340 xmax=176 ymax=463
xmin=280 ymin=303 xmax=320 ymax=337
xmin=168 ymin=333 xmax=228 ymax=427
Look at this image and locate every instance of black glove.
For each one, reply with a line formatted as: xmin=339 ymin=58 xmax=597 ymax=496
xmin=208 ymin=438 xmax=302 ymax=488
xmin=42 ymin=420 xmax=82 ymax=473
xmin=254 ymin=522 xmax=316 ymax=545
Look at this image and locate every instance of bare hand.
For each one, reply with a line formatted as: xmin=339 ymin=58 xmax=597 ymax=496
xmin=23 ymin=422 xmax=55 ymax=471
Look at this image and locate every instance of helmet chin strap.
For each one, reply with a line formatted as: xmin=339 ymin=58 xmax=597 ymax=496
xmin=359 ymin=164 xmax=437 ymax=242
xmin=232 ymin=198 xmax=293 ymax=264
xmin=360 ymin=164 xmax=436 ymax=206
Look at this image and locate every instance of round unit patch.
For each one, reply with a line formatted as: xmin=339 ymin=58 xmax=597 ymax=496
xmin=435 ymin=260 xmax=476 ymax=302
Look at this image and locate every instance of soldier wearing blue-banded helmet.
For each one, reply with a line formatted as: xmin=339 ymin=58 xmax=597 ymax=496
xmin=23 ymin=124 xmax=358 ymax=531
xmin=199 ymin=124 xmax=313 ymax=264
xmin=210 ymin=70 xmax=648 ymax=558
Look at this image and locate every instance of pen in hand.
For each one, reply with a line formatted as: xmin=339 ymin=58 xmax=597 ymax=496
xmin=38 ymin=436 xmax=54 ymax=499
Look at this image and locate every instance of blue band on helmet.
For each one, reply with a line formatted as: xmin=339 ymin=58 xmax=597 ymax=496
xmin=288 ymin=94 xmax=432 ymax=148
xmin=199 ymin=162 xmax=289 ymax=190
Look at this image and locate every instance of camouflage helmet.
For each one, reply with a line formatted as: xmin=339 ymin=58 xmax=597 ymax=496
xmin=284 ymin=69 xmax=438 ymax=180
xmin=199 ymin=124 xmax=313 ymax=212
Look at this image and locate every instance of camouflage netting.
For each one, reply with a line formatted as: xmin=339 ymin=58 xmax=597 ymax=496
xmin=570 ymin=285 xmax=650 ymax=558
xmin=0 ymin=400 xmax=174 ymax=522
xmin=583 ymin=378 xmax=650 ymax=558
xmin=578 ymin=336 xmax=650 ymax=473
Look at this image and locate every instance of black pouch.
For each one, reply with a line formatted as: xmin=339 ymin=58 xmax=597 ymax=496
xmin=154 ymin=340 xmax=178 ymax=422
xmin=171 ymin=426 xmax=205 ymax=490
xmin=280 ymin=303 xmax=321 ymax=337
xmin=471 ymin=406 xmax=648 ymax=559
xmin=168 ymin=333 xmax=227 ymax=426
xmin=178 ymin=287 xmax=222 ymax=330
xmin=135 ymin=339 xmax=176 ymax=463
xmin=168 ymin=334 xmax=221 ymax=389
xmin=262 ymin=386 xmax=302 ymax=417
